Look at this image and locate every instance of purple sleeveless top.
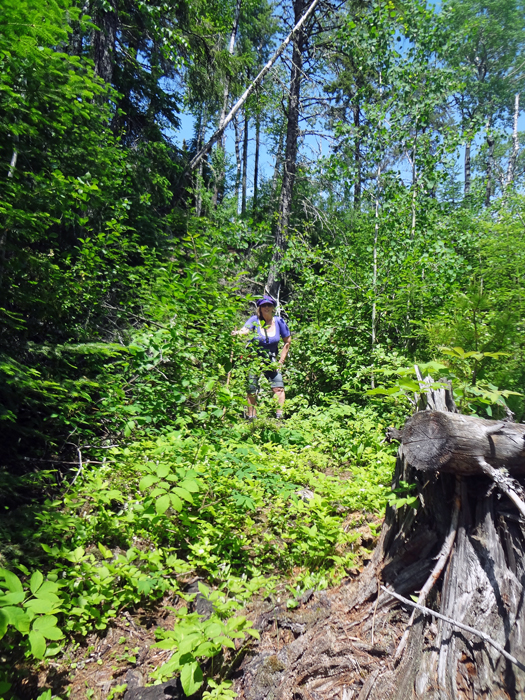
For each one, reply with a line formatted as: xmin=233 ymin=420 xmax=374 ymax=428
xmin=244 ymin=315 xmax=291 ymax=356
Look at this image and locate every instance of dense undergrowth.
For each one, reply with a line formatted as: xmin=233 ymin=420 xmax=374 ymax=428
xmin=0 ymin=395 xmax=402 ymax=698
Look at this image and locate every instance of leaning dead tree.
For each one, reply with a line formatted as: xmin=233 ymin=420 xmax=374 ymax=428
xmin=234 ymin=376 xmax=525 ymax=700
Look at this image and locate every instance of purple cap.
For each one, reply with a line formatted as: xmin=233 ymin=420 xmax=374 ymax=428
xmin=256 ymin=295 xmax=276 ymax=307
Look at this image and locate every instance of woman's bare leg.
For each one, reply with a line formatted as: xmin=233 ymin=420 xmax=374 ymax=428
xmin=272 ymin=387 xmax=285 ymax=417
xmin=247 ymin=393 xmax=257 ymax=418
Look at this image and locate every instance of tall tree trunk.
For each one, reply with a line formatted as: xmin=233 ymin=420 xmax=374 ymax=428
xmin=410 ymin=126 xmax=417 ymax=239
xmin=7 ymin=136 xmax=18 ymax=179
xmin=485 ymin=116 xmax=494 ymax=207
xmin=93 ymin=0 xmax=117 ymax=83
xmin=234 ymin=113 xmax=242 ymax=214
xmin=505 ymin=93 xmax=520 ymax=189
xmin=266 ymin=0 xmax=306 ymax=299
xmin=195 ymin=111 xmax=206 ymax=217
xmin=253 ymin=106 xmax=260 ymax=213
xmin=212 ymin=0 xmax=242 ymax=208
xmin=464 ymin=138 xmax=471 ymax=196
xmin=241 ymin=107 xmax=249 ymax=215
xmin=371 ymin=162 xmax=381 ymax=389
xmin=68 ymin=0 xmax=90 ymax=56
xmin=270 ymin=119 xmax=286 ymax=204
xmin=353 ymin=100 xmax=361 ymax=209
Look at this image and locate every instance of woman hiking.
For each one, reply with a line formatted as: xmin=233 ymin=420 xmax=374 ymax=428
xmin=232 ymin=296 xmax=291 ymax=420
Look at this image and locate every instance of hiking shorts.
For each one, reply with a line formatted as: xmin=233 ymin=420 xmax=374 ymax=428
xmin=247 ymin=369 xmax=284 ymax=394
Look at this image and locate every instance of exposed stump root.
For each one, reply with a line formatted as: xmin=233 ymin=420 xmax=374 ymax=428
xmin=233 ymin=449 xmax=525 ymax=699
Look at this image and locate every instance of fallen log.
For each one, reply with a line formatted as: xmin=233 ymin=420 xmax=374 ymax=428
xmin=398 ymin=410 xmax=525 ymax=475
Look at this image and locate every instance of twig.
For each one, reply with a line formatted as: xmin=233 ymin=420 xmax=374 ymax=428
xmin=22 ymin=457 xmax=104 ymax=464
xmin=63 ymin=444 xmax=84 ymax=494
xmin=371 ymin=579 xmax=380 ymax=646
xmin=395 ymin=476 xmax=461 ymax=660
xmin=221 ymin=334 xmax=236 ymax=420
xmin=477 ymin=457 xmax=525 ymax=520
xmin=381 ymin=586 xmax=525 ymax=672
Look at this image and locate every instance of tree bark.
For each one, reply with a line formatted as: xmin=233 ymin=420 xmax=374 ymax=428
xmin=68 ymin=0 xmax=90 ymax=57
xmin=212 ymin=0 xmax=242 ymax=208
xmin=93 ymin=0 xmax=117 ymax=84
xmin=234 ymin=382 xmax=525 ymax=699
xmin=195 ymin=110 xmax=206 ymax=217
xmin=187 ymin=0 xmax=320 ymax=174
xmin=253 ymin=106 xmax=260 ymax=213
xmin=234 ymin=113 xmax=242 ymax=213
xmin=485 ymin=118 xmax=495 ymax=207
xmin=266 ymin=0 xmax=306 ymax=298
xmin=505 ymin=93 xmax=520 ymax=189
xmin=464 ymin=138 xmax=471 ymax=196
xmin=241 ymin=106 xmax=249 ymax=215
xmin=353 ymin=100 xmax=361 ymax=209
xmin=270 ymin=119 xmax=286 ymax=203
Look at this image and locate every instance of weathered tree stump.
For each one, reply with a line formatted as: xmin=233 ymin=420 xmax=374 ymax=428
xmin=368 ymin=389 xmax=525 ymax=699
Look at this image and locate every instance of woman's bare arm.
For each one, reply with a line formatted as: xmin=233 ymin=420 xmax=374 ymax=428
xmin=232 ymin=327 xmax=250 ymax=336
xmin=279 ymin=336 xmax=291 ymax=364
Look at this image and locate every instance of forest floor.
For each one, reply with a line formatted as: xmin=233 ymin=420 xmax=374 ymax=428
xmin=22 ymin=536 xmax=406 ymax=700
xmin=15 ymin=511 xmax=392 ymax=700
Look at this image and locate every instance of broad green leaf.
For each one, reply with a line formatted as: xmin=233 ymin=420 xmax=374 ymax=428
xmin=97 ymin=543 xmax=112 ymax=559
xmin=194 ymin=641 xmax=219 ymax=657
xmin=366 ymin=387 xmax=399 ymax=396
xmin=30 ymin=571 xmax=44 ymax=595
xmin=0 ymin=609 xmax=8 ymax=639
xmin=214 ymin=635 xmax=235 ymax=649
xmin=397 ymin=380 xmax=422 ymax=392
xmin=156 ymin=464 xmax=170 ymax=478
xmin=34 ymin=580 xmax=59 ymax=598
xmin=197 ymin=581 xmax=210 ymax=597
xmin=180 ymin=661 xmax=203 ymax=696
xmin=179 ymin=479 xmax=200 ymax=493
xmin=38 ymin=625 xmax=63 ymax=641
xmin=4 ymin=606 xmax=30 ymax=633
xmin=169 ymin=493 xmax=183 ymax=512
xmin=25 ymin=598 xmax=58 ymax=614
xmin=154 ymin=638 xmax=178 ymax=650
xmin=66 ymin=547 xmax=85 ymax=563
xmin=32 ymin=615 xmax=59 ymax=631
xmin=204 ymin=622 xmax=223 ymax=638
xmin=155 ymin=494 xmax=170 ymax=515
xmin=0 ymin=681 xmax=11 ymax=694
xmin=173 ymin=487 xmax=193 ymax=504
xmin=139 ymin=474 xmax=158 ymax=491
xmin=151 ymin=486 xmax=168 ymax=498
xmin=29 ymin=630 xmax=46 ymax=659
xmin=0 ymin=569 xmax=23 ymax=593
xmin=0 ymin=591 xmax=25 ymax=605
